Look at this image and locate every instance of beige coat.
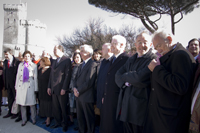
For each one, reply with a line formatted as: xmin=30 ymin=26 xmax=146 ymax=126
xmin=15 ymin=62 xmax=38 ymax=106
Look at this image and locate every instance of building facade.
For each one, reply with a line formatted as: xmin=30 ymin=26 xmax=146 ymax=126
xmin=3 ymin=2 xmax=47 ymax=57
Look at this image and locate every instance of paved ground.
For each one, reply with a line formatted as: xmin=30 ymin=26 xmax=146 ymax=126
xmin=0 ymin=106 xmax=80 ymax=133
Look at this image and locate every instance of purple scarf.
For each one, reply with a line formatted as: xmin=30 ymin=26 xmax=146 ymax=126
xmin=23 ymin=61 xmax=29 ymax=82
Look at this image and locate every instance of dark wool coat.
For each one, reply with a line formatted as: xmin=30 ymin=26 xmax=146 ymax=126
xmin=143 ymin=43 xmax=196 ymax=133
xmin=115 ymin=49 xmax=157 ymax=126
xmin=3 ymin=56 xmax=20 ymax=89
xmin=100 ymin=53 xmax=129 ymax=133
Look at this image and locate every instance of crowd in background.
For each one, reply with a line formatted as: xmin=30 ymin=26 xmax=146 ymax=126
xmin=0 ymin=29 xmax=200 ymax=133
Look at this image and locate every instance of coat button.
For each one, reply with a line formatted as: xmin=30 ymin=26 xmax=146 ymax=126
xmin=108 ymin=73 xmax=110 ymax=75
xmin=152 ymin=88 xmax=154 ymax=91
xmin=106 ymin=83 xmax=107 ymax=85
xmin=104 ymin=93 xmax=106 ymax=95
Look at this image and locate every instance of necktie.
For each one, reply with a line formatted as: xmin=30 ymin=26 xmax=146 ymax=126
xmin=81 ymin=61 xmax=85 ymax=69
xmin=112 ymin=56 xmax=116 ymax=64
xmin=7 ymin=60 xmax=10 ymax=69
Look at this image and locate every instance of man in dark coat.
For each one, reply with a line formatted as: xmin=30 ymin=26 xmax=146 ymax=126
xmin=3 ymin=48 xmax=20 ymax=120
xmin=100 ymin=35 xmax=129 ymax=133
xmin=144 ymin=29 xmax=196 ymax=133
xmin=96 ymin=43 xmax=113 ymax=110
xmin=115 ymin=32 xmax=157 ymax=133
xmin=47 ymin=44 xmax=72 ymax=132
xmin=73 ymin=44 xmax=97 ymax=133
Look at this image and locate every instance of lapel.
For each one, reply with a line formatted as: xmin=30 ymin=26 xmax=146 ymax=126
xmin=108 ymin=53 xmax=124 ymax=73
xmin=54 ymin=56 xmax=66 ymax=69
xmin=77 ymin=59 xmax=92 ymax=78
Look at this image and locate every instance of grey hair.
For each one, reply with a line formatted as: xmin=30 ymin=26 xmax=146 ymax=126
xmin=80 ymin=44 xmax=93 ymax=56
xmin=112 ymin=35 xmax=126 ymax=47
xmin=152 ymin=29 xmax=175 ymax=42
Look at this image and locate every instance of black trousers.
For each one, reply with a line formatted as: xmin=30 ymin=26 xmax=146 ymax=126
xmin=7 ymin=87 xmax=16 ymax=115
xmin=76 ymin=98 xmax=95 ymax=133
xmin=52 ymin=93 xmax=69 ymax=126
xmin=124 ymin=122 xmax=143 ymax=133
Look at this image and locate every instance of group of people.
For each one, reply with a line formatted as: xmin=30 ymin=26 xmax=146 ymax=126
xmin=0 ymin=29 xmax=200 ymax=133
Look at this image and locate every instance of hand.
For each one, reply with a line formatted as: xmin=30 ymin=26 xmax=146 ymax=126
xmin=47 ymin=88 xmax=51 ymax=96
xmin=102 ymin=98 xmax=104 ymax=104
xmin=148 ymin=59 xmax=160 ymax=72
xmin=60 ymin=89 xmax=66 ymax=95
xmin=73 ymin=88 xmax=79 ymax=97
xmin=125 ymin=82 xmax=131 ymax=87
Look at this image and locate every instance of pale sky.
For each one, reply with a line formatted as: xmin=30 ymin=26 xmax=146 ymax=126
xmin=0 ymin=0 xmax=200 ymax=56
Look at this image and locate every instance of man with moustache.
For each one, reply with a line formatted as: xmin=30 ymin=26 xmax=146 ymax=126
xmin=100 ymin=35 xmax=129 ymax=133
xmin=115 ymin=31 xmax=157 ymax=133
xmin=47 ymin=44 xmax=72 ymax=132
xmin=144 ymin=29 xmax=196 ymax=133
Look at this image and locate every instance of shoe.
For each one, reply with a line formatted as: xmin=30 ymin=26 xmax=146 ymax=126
xmin=32 ymin=121 xmax=36 ymax=125
xmin=46 ymin=123 xmax=50 ymax=127
xmin=50 ymin=124 xmax=61 ymax=129
xmin=74 ymin=127 xmax=79 ymax=131
xmin=11 ymin=114 xmax=18 ymax=119
xmin=15 ymin=117 xmax=22 ymax=122
xmin=63 ymin=126 xmax=68 ymax=132
xmin=3 ymin=114 xmax=12 ymax=118
xmin=21 ymin=121 xmax=27 ymax=126
xmin=0 ymin=112 xmax=1 ymax=116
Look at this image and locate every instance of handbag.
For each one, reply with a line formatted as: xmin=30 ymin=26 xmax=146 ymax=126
xmin=11 ymin=100 xmax=19 ymax=114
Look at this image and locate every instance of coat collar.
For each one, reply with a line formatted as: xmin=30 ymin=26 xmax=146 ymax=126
xmin=77 ymin=59 xmax=93 ymax=78
xmin=159 ymin=43 xmax=181 ymax=63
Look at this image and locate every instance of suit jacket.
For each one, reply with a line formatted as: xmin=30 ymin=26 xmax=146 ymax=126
xmin=3 ymin=56 xmax=20 ymax=89
xmin=74 ymin=58 xmax=97 ymax=103
xmin=48 ymin=55 xmax=72 ymax=95
xmin=115 ymin=49 xmax=157 ymax=126
xmin=100 ymin=53 xmax=129 ymax=133
xmin=143 ymin=43 xmax=196 ymax=133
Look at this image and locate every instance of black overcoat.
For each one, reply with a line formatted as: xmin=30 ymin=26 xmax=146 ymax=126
xmin=143 ymin=43 xmax=196 ymax=133
xmin=3 ymin=56 xmax=20 ymax=89
xmin=100 ymin=53 xmax=129 ymax=133
xmin=115 ymin=49 xmax=157 ymax=126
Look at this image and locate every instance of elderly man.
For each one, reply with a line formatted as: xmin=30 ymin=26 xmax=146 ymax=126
xmin=115 ymin=31 xmax=157 ymax=133
xmin=187 ymin=38 xmax=200 ymax=61
xmin=100 ymin=35 xmax=129 ymax=133
xmin=47 ymin=45 xmax=72 ymax=132
xmin=96 ymin=43 xmax=113 ymax=110
xmin=73 ymin=44 xmax=97 ymax=133
xmin=144 ymin=29 xmax=196 ymax=133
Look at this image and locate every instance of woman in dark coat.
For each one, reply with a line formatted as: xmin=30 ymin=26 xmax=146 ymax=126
xmin=38 ymin=57 xmax=52 ymax=127
xmin=0 ymin=60 xmax=4 ymax=115
xmin=69 ymin=52 xmax=82 ymax=125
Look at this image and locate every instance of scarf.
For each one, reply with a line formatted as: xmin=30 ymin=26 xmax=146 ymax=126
xmin=23 ymin=61 xmax=29 ymax=82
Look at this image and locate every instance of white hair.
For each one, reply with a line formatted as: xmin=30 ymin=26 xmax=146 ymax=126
xmin=80 ymin=44 xmax=93 ymax=56
xmin=152 ymin=29 xmax=175 ymax=42
xmin=112 ymin=35 xmax=126 ymax=47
